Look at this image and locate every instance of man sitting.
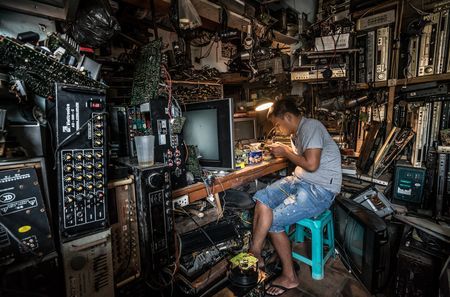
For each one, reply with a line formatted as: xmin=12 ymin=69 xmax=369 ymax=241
xmin=249 ymin=98 xmax=342 ymax=296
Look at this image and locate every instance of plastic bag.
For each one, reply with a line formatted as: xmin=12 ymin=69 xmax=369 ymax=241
xmin=71 ymin=6 xmax=120 ymax=47
xmin=178 ymin=0 xmax=202 ymax=30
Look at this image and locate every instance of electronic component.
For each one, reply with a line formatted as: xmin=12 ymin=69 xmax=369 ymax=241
xmin=108 ymin=176 xmax=141 ymax=288
xmin=352 ymin=186 xmax=394 ymax=217
xmin=411 ymin=103 xmax=431 ymax=167
xmin=395 ymin=240 xmax=441 ymax=297
xmin=0 ymin=167 xmax=55 ymax=268
xmin=436 ymin=153 xmax=448 ymax=218
xmin=407 ymin=35 xmax=420 ymax=78
xmin=130 ymin=39 xmax=161 ymax=105
xmin=228 ymin=252 xmax=259 ymax=287
xmin=356 ymin=10 xmax=396 ymax=31
xmin=367 ymin=30 xmax=376 ymax=82
xmin=109 ymin=106 xmax=130 ymax=159
xmin=356 ymin=33 xmax=368 ymax=83
xmin=371 ymin=128 xmax=415 ymax=177
xmin=54 ymin=83 xmax=108 ymax=240
xmin=0 ymin=35 xmax=105 ymax=99
xmin=119 ymin=159 xmax=174 ymax=273
xmin=393 ymin=164 xmax=426 ymax=206
xmin=291 ymin=65 xmax=347 ymax=81
xmin=61 ymin=229 xmax=115 ymax=297
xmin=436 ymin=10 xmax=449 ymax=74
xmin=375 ymin=26 xmax=390 ymax=82
xmin=146 ymin=97 xmax=187 ymax=189
xmin=314 ymin=33 xmax=351 ymax=51
xmin=418 ymin=12 xmax=440 ymax=76
xmin=357 ymin=121 xmax=386 ymax=174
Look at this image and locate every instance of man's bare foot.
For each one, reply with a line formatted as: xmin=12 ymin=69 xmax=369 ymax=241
xmin=266 ymin=274 xmax=299 ymax=296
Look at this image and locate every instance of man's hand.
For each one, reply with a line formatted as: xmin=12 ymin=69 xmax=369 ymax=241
xmin=268 ymin=142 xmax=290 ymax=158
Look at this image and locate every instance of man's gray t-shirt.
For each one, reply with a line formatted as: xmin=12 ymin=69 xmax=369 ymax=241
xmin=291 ymin=117 xmax=342 ymax=193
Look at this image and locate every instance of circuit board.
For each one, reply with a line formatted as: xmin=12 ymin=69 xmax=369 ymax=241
xmin=0 ymin=35 xmax=106 ymax=99
xmin=130 ymin=39 xmax=161 ymax=105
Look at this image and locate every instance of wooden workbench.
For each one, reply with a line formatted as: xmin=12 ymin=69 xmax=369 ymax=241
xmin=172 ymin=158 xmax=289 ymax=203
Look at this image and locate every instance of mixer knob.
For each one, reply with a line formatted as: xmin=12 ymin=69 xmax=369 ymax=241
xmin=64 ymin=175 xmax=73 ymax=182
xmin=75 ymin=164 xmax=83 ymax=171
xmin=86 ymin=163 xmax=94 ymax=170
xmin=97 ymin=192 xmax=104 ymax=199
xmin=86 ymin=183 xmax=94 ymax=190
xmin=75 ymin=153 xmax=83 ymax=161
xmin=95 ymin=115 xmax=102 ymax=121
xmin=64 ymin=154 xmax=73 ymax=161
xmin=75 ymin=175 xmax=83 ymax=181
xmin=96 ymin=183 xmax=103 ymax=189
xmin=65 ymin=186 xmax=74 ymax=193
xmin=147 ymin=173 xmax=163 ymax=188
xmin=95 ymin=132 xmax=103 ymax=137
xmin=86 ymin=173 xmax=93 ymax=180
xmin=94 ymin=140 xmax=103 ymax=146
xmin=95 ymin=152 xmax=103 ymax=159
xmin=95 ymin=172 xmax=103 ymax=179
xmin=85 ymin=153 xmax=93 ymax=160
xmin=75 ymin=184 xmax=84 ymax=192
xmin=65 ymin=195 xmax=74 ymax=204
xmin=64 ymin=165 xmax=73 ymax=173
xmin=95 ymin=163 xmax=103 ymax=169
xmin=75 ymin=195 xmax=84 ymax=202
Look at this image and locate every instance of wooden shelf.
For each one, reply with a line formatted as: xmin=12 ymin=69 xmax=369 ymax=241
xmin=356 ymin=81 xmax=388 ymax=90
xmin=300 ymin=49 xmax=360 ymax=56
xmin=395 ymin=73 xmax=450 ymax=87
xmin=172 ymin=80 xmax=222 ymax=86
xmin=356 ymin=73 xmax=450 ymax=90
xmin=293 ymin=77 xmax=348 ymax=83
xmin=220 ymin=73 xmax=249 ymax=84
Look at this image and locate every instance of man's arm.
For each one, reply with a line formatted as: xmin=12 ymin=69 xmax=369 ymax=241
xmin=270 ymin=143 xmax=321 ymax=172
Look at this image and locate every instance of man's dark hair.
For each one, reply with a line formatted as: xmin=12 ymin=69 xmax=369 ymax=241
xmin=267 ymin=98 xmax=301 ymax=119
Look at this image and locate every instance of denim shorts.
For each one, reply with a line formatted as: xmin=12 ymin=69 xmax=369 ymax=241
xmin=253 ymin=176 xmax=335 ymax=233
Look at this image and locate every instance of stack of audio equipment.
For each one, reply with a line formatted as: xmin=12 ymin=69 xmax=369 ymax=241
xmin=119 ymin=158 xmax=175 ymax=275
xmin=406 ymin=8 xmax=450 ymax=78
xmin=54 ymin=83 xmax=115 ymax=297
xmin=395 ymin=226 xmax=449 ymax=297
xmin=108 ymin=176 xmax=141 ymax=288
xmin=61 ymin=229 xmax=115 ymax=297
xmin=0 ymin=158 xmax=56 ymax=269
xmin=354 ymin=9 xmax=395 ymax=83
xmin=55 ymin=83 xmax=109 ymax=239
xmin=127 ymin=97 xmax=187 ymax=189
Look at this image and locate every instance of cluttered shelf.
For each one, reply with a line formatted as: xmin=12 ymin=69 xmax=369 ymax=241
xmin=356 ymin=73 xmax=450 ymax=90
xmin=172 ymin=158 xmax=288 ymax=202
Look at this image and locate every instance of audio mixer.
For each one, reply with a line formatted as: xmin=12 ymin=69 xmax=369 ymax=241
xmin=55 ymin=83 xmax=108 ymax=240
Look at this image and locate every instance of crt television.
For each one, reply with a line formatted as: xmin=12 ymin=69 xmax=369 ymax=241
xmin=333 ymin=196 xmax=391 ymax=293
xmin=182 ymin=98 xmax=234 ymax=170
xmin=233 ymin=117 xmax=257 ymax=141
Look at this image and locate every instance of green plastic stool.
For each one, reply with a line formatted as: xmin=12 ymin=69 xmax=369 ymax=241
xmin=285 ymin=209 xmax=335 ymax=280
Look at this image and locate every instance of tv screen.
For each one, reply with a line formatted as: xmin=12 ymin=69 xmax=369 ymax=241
xmin=234 ymin=117 xmax=257 ymax=141
xmin=333 ymin=196 xmax=390 ymax=293
xmin=182 ymin=98 xmax=234 ymax=170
